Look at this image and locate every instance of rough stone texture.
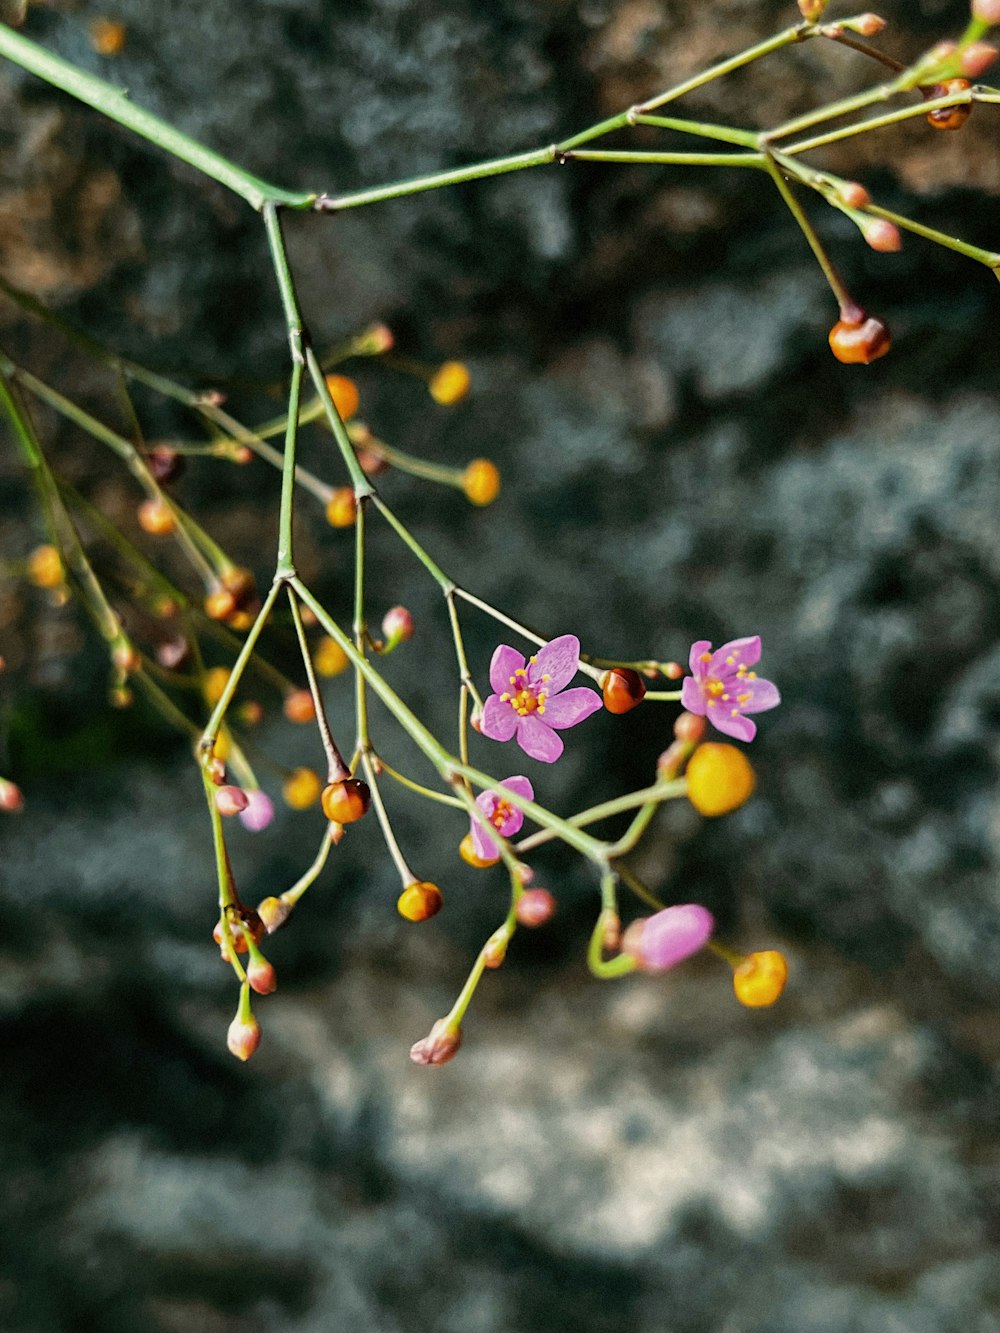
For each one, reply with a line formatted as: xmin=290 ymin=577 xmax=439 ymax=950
xmin=2 ymin=1 xmax=1000 ymax=1330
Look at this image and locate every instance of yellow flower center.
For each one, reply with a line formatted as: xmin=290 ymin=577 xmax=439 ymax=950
xmin=499 ymin=666 xmax=550 ymax=717
xmin=491 ymin=799 xmax=513 ymax=830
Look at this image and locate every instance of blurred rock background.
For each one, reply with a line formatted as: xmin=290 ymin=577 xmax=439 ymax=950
xmin=1 ymin=0 xmax=999 ymax=1329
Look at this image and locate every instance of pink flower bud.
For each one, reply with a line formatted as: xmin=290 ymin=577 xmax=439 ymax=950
xmin=515 ymin=888 xmax=556 ymax=928
xmin=381 ymin=605 xmax=415 ymax=647
xmin=838 ymin=181 xmax=871 ymax=210
xmin=238 ymin=789 xmax=275 ymax=832
xmin=515 ymin=862 xmax=534 ymax=886
xmin=0 ymin=778 xmax=24 ymax=813
xmin=973 ymin=0 xmax=1000 ymax=23
xmin=155 ymin=636 xmax=190 ymax=670
xmin=673 ymin=711 xmax=706 ymax=744
xmin=215 ymin=785 xmax=249 ymax=816
xmin=621 ymin=903 xmax=715 ymax=972
xmin=864 ymin=219 xmax=902 ymax=253
xmin=960 ymin=41 xmax=998 ymax=77
xmin=482 ymin=930 xmax=508 ymax=969
xmin=855 ymin=13 xmax=887 ymax=37
xmin=247 ymin=958 xmax=278 ymax=995
xmin=409 ymin=1018 xmax=462 ymax=1066
xmin=227 ymin=987 xmax=262 ymax=1062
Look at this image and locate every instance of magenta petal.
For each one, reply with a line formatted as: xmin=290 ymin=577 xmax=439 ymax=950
xmin=481 ymin=695 xmax=518 ymax=742
xmin=500 ymin=775 xmax=534 ymax=803
xmin=490 ymin=644 xmax=526 ymax=695
xmin=631 ymin=903 xmax=715 ymax=972
xmin=530 ymin=635 xmax=580 ymax=694
xmin=541 ymin=687 xmax=603 ymax=730
xmin=739 ymin=678 xmax=781 ymax=713
xmin=709 ymin=636 xmax=761 ymax=675
xmin=470 ymin=820 xmax=500 ymax=861
xmin=239 ymin=790 xmax=275 ymax=832
xmin=680 ymin=677 xmax=706 ymax=715
xmin=710 ymin=710 xmax=757 ymax=743
xmin=517 ymin=714 xmax=563 ymax=763
xmin=688 ymin=640 xmax=713 ymax=676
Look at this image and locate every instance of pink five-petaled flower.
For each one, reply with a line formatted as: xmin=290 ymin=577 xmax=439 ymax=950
xmin=680 ymin=636 xmax=780 ymax=743
xmin=470 ymin=776 xmax=534 ymax=861
xmin=481 ymin=635 xmax=602 ymax=763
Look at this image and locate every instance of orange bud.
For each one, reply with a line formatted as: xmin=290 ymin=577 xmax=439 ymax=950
xmin=733 ymin=950 xmax=788 ymax=1007
xmin=863 ymin=219 xmax=902 ymax=253
xmin=459 ymin=833 xmax=499 ymax=868
xmin=89 ymin=18 xmax=127 ymax=55
xmin=397 ymin=881 xmax=444 ymax=922
xmin=137 ymin=497 xmax=176 ymax=536
xmin=686 ymin=743 xmax=756 ymax=817
xmin=838 ymin=181 xmax=871 ymax=210
xmin=515 ymin=888 xmax=556 ymax=927
xmin=828 ymin=315 xmax=891 ymax=365
xmin=315 ymin=636 xmax=350 ymax=677
xmin=325 ymin=487 xmax=358 ymax=528
xmin=462 ymin=458 xmax=500 ymax=506
xmin=321 ymin=777 xmax=371 ymax=824
xmin=324 ymin=374 xmax=360 ymax=421
xmin=409 ymin=1018 xmax=461 ymax=1066
xmin=283 ymin=689 xmax=316 ymax=724
xmin=601 ymin=667 xmax=647 ymax=714
xmin=429 ymin=360 xmax=471 ymax=405
xmin=925 ymin=78 xmax=972 ymax=130
xmin=28 ymin=545 xmax=63 ymax=589
xmin=247 ymin=958 xmax=278 ymax=995
xmin=282 ymin=767 xmax=323 ymax=810
xmin=0 ymin=778 xmax=24 ymax=813
xmin=204 ymin=588 xmax=238 ymax=622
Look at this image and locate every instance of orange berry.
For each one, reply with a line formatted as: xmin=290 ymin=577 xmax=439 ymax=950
xmin=201 ymin=666 xmax=231 ymax=706
xmin=204 ymin=588 xmax=238 ymax=621
xmin=459 ymin=832 xmax=499 ymax=868
xmin=282 ymin=767 xmax=322 ymax=810
xmin=137 ymin=497 xmax=176 ymax=536
xmin=733 ymin=950 xmax=788 ymax=1008
xmin=686 ymin=742 xmax=756 ymax=817
xmin=320 ymin=777 xmax=371 ymax=824
xmin=828 ymin=315 xmax=891 ymax=365
xmin=324 ymin=374 xmax=360 ymax=421
xmin=26 ymin=543 xmax=62 ymax=589
xmin=515 ymin=888 xmax=556 ymax=927
xmin=315 ymin=636 xmax=350 ymax=677
xmin=462 ymin=458 xmax=500 ymax=506
xmin=88 ymin=18 xmax=127 ymax=55
xmin=0 ymin=778 xmax=24 ymax=813
xmin=237 ymin=701 xmax=264 ymax=726
xmin=601 ymin=667 xmax=647 ymax=714
xmin=397 ymin=881 xmax=444 ymax=921
xmin=925 ymin=78 xmax=972 ymax=130
xmin=429 ymin=360 xmax=471 ymax=405
xmin=283 ymin=689 xmax=316 ymax=724
xmin=325 ymin=487 xmax=358 ymax=528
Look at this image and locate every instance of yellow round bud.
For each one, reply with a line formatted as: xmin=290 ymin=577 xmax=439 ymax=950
xmin=459 ymin=832 xmax=500 ymax=868
xmin=462 ymin=458 xmax=500 ymax=506
xmin=325 ymin=487 xmax=358 ymax=528
xmin=324 ymin=374 xmax=360 ymax=421
xmin=201 ymin=666 xmax=231 ymax=706
xmin=315 ymin=636 xmax=350 ymax=677
xmin=429 ymin=360 xmax=471 ymax=405
xmin=686 ymin=742 xmax=756 ymax=817
xmin=89 ymin=18 xmax=127 ymax=55
xmin=282 ymin=766 xmax=322 ymax=810
xmin=397 ymin=881 xmax=444 ymax=921
xmin=733 ymin=950 xmax=788 ymax=1008
xmin=27 ymin=544 xmax=63 ymax=589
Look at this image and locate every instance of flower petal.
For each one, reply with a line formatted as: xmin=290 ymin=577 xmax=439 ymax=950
xmin=632 ymin=903 xmax=715 ymax=971
xmin=500 ymin=775 xmax=534 ymax=802
xmin=710 ymin=710 xmax=757 ymax=743
xmin=680 ymin=677 xmax=706 ymax=715
xmin=541 ymin=686 xmax=603 ymax=730
xmin=475 ymin=790 xmax=499 ymax=817
xmin=470 ymin=821 xmax=499 ymax=861
xmin=530 ymin=634 xmax=580 ymax=694
xmin=489 ymin=644 xmax=526 ymax=695
xmin=709 ymin=636 xmax=761 ymax=676
xmin=737 ymin=678 xmax=781 ymax=714
xmin=481 ymin=694 xmax=518 ymax=742
xmin=688 ymin=640 xmax=713 ymax=676
xmin=516 ymin=714 xmax=564 ymax=763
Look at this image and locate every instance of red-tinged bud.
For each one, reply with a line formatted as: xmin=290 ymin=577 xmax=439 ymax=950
xmin=409 ymin=1018 xmax=461 ymax=1066
xmin=515 ymin=888 xmax=556 ymax=928
xmin=960 ymin=41 xmax=998 ymax=77
xmin=109 ymin=685 xmax=133 ymax=709
xmin=237 ymin=701 xmax=264 ymax=727
xmin=206 ymin=756 xmax=227 ymax=786
xmin=111 ymin=642 xmax=141 ymax=675
xmin=854 ymin=13 xmax=886 ymax=37
xmin=397 ymin=881 xmax=444 ymax=922
xmin=601 ymin=667 xmax=647 ymax=714
xmin=232 ymin=445 xmax=253 ymax=465
xmin=215 ymin=785 xmax=249 ymax=816
xmin=220 ymin=566 xmax=257 ymax=608
xmin=137 ymin=497 xmax=176 ymax=536
xmin=602 ymin=909 xmax=621 ymax=952
xmin=156 ymin=636 xmax=190 ymax=671
xmin=828 ymin=315 xmax=891 ymax=365
xmin=321 ymin=778 xmax=371 ymax=824
xmin=283 ymin=689 xmax=316 ymax=724
xmin=515 ymin=862 xmax=534 ymax=886
xmin=247 ymin=957 xmax=277 ymax=995
xmin=357 ymin=322 xmax=395 ymax=354
xmin=863 ymin=219 xmax=902 ymax=253
xmin=663 ymin=661 xmax=683 ymax=681
xmin=925 ymin=78 xmax=972 ymax=130
xmin=797 ymin=0 xmax=827 ymax=19
xmin=204 ymin=587 xmax=238 ymax=622
xmin=257 ymin=895 xmax=293 ymax=932
xmin=838 ymin=181 xmax=871 ymax=209
xmin=674 ymin=711 xmax=707 ymax=744
xmin=227 ymin=987 xmax=262 ymax=1062
xmin=147 ymin=445 xmax=185 ymax=485
xmin=482 ymin=929 xmax=508 ymax=968
xmin=198 ymin=389 xmax=227 ymax=407
xmin=0 ymin=778 xmax=24 ymax=813
xmin=469 ymin=707 xmax=483 ymax=734
xmin=328 ymin=821 xmax=346 ymax=845
xmin=973 ymin=0 xmax=1000 ymax=23
xmin=357 ymin=448 xmax=390 ymax=477
xmin=381 ymin=605 xmax=415 ymax=649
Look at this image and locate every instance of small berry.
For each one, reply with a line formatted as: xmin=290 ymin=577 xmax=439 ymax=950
xmin=215 ymin=785 xmax=249 ymax=816
xmin=0 ymin=778 xmax=24 ymax=813
xmin=686 ymin=743 xmax=756 ymax=817
xmin=925 ymin=78 xmax=972 ymax=130
xmin=325 ymin=487 xmax=358 ymax=528
xmin=324 ymin=374 xmax=360 ymax=421
xmin=863 ymin=219 xmax=902 ymax=253
xmin=201 ymin=666 xmax=231 ymax=706
xmin=459 ymin=833 xmax=500 ymax=868
xmin=409 ymin=1018 xmax=461 ymax=1066
xmin=828 ymin=315 xmax=891 ymax=365
xmin=381 ymin=605 xmax=415 ymax=649
xmin=515 ymin=888 xmax=556 ymax=928
xmin=397 ymin=881 xmax=444 ymax=921
xmin=282 ymin=767 xmax=323 ymax=810
xmin=247 ymin=958 xmax=278 ymax=995
xmin=283 ymin=689 xmax=316 ymax=724
xmin=88 ymin=18 xmax=127 ymax=55
xmin=315 ymin=636 xmax=350 ymax=677
xmin=429 ymin=361 xmax=471 ymax=405
xmin=320 ymin=777 xmax=371 ymax=824
xmin=733 ymin=950 xmax=788 ymax=1008
xmin=462 ymin=458 xmax=500 ymax=506
xmin=137 ymin=497 xmax=176 ymax=536
xmin=601 ymin=667 xmax=647 ymax=714
xmin=146 ymin=445 xmax=185 ymax=485
xmin=838 ymin=181 xmax=871 ymax=210
xmin=204 ymin=588 xmax=238 ymax=622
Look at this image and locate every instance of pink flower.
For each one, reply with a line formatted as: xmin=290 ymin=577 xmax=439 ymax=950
xmin=481 ymin=635 xmax=602 ymax=763
xmin=469 ymin=775 xmax=534 ymax=861
xmin=680 ymin=636 xmax=780 ymax=743
xmin=239 ymin=789 xmax=275 ymax=832
xmin=621 ymin=903 xmax=715 ymax=972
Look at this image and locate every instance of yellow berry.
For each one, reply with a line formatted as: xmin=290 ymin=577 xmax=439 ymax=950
xmin=429 ymin=360 xmax=471 ymax=405
xmin=397 ymin=881 xmax=444 ymax=921
xmin=89 ymin=18 xmax=127 ymax=56
xmin=315 ymin=636 xmax=350 ymax=677
xmin=686 ymin=742 xmax=756 ymax=817
xmin=325 ymin=487 xmax=358 ymax=528
xmin=137 ymin=497 xmax=177 ymax=536
xmin=27 ymin=544 xmax=63 ymax=589
xmin=324 ymin=374 xmax=360 ymax=421
xmin=282 ymin=767 xmax=323 ymax=810
xmin=201 ymin=666 xmax=231 ymax=706
xmin=462 ymin=458 xmax=500 ymax=506
xmin=282 ymin=689 xmax=316 ymax=724
xmin=733 ymin=950 xmax=788 ymax=1008
xmin=459 ymin=832 xmax=499 ymax=868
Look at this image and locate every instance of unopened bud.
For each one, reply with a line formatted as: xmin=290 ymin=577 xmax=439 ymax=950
xmin=147 ymin=445 xmax=185 ymax=485
xmin=621 ymin=903 xmax=715 ymax=972
xmin=863 ymin=218 xmax=902 ymax=253
xmin=111 ymin=642 xmax=141 ymax=675
xmin=838 ymin=180 xmax=871 ymax=210
xmin=325 ymin=486 xmax=358 ymax=528
xmin=381 ymin=605 xmax=415 ymax=649
xmin=515 ymin=888 xmax=556 ymax=927
xmin=409 ymin=1018 xmax=461 ymax=1066
xmin=798 ymin=0 xmax=827 ymax=19
xmin=247 ymin=957 xmax=278 ymax=995
xmin=973 ymin=0 xmax=1000 ymax=24
xmin=601 ymin=667 xmax=647 ymax=715
xmin=156 ymin=636 xmax=190 ymax=671
xmin=853 ymin=12 xmax=886 ymax=36
xmin=257 ymin=894 xmax=293 ymax=932
xmin=215 ymin=785 xmax=249 ymax=816
xmin=283 ymin=689 xmax=316 ymax=724
xmin=960 ymin=41 xmax=998 ymax=77
xmin=429 ymin=361 xmax=471 ymax=406
xmin=674 ymin=711 xmax=707 ymax=744
xmin=0 ymin=778 xmax=24 ymax=813
xmin=356 ymin=322 xmax=395 ymax=355
xmin=137 ymin=497 xmax=176 ymax=536
xmin=662 ymin=661 xmax=684 ymax=680
xmin=482 ymin=929 xmax=508 ymax=968
xmin=227 ymin=988 xmax=262 ymax=1062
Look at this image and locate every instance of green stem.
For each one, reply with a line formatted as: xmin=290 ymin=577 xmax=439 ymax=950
xmin=375 ymin=757 xmax=466 ymax=809
xmin=784 ymin=86 xmax=976 ymax=155
xmin=287 ymin=587 xmax=349 ymax=781
xmin=315 ymin=146 xmax=557 ymax=212
xmin=263 ymin=202 xmax=307 ymax=574
xmin=565 ymin=150 xmax=765 ymax=169
xmin=362 ymin=753 xmax=416 ymax=885
xmin=764 ymin=154 xmax=853 ymax=310
xmin=636 ymin=24 xmax=812 ymax=115
xmin=281 ymin=828 xmax=335 ymax=909
xmin=370 ymin=494 xmax=452 ymax=589
xmin=631 ymin=114 xmax=759 ymax=147
xmin=200 ymin=578 xmax=283 ymax=750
